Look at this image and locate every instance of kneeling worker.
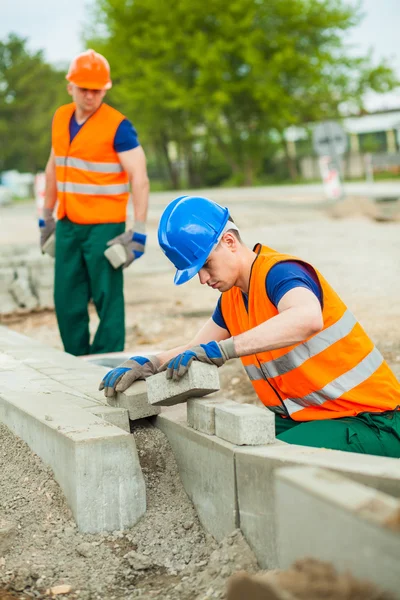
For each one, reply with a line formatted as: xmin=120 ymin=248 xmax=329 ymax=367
xmin=100 ymin=196 xmax=400 ymax=457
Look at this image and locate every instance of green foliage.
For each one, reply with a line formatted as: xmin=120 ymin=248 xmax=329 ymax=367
xmin=359 ymin=132 xmax=387 ymax=153
xmin=0 ymin=34 xmax=68 ymax=172
xmin=86 ymin=0 xmax=397 ymax=186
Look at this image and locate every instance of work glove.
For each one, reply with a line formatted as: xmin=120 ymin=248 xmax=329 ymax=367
xmin=160 ymin=339 xmax=237 ymax=381
xmin=99 ymin=355 xmax=160 ymax=398
xmin=38 ymin=208 xmax=56 ymax=251
xmin=106 ymin=222 xmax=146 ymax=269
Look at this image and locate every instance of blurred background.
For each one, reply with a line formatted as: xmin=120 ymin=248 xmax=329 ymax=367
xmin=0 ymin=0 xmax=400 ymax=386
xmin=0 ymin=0 xmax=399 ymax=194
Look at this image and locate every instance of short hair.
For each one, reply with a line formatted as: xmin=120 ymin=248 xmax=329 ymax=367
xmin=226 ymin=216 xmax=242 ymax=243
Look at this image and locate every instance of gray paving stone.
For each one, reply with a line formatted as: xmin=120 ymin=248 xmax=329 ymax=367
xmin=147 ymin=362 xmax=220 ymax=407
xmin=215 ymin=403 xmax=276 ymax=445
xmin=187 ymin=397 xmax=237 ymax=435
xmin=111 ymin=380 xmax=160 ymax=421
xmin=86 ymin=405 xmax=130 ymax=432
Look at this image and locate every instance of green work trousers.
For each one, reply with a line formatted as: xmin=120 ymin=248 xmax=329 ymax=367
xmin=275 ymin=410 xmax=400 ymax=458
xmin=54 ymin=218 xmax=125 ymax=356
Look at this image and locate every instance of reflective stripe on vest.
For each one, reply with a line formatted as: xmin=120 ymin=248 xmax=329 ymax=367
xmin=261 ymin=309 xmax=357 ymax=379
xmin=55 ymin=156 xmax=123 ymax=173
xmin=283 ymin=346 xmax=384 ymax=415
xmin=57 ymin=182 xmax=130 ymax=195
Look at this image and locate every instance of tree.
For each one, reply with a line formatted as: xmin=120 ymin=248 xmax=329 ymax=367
xmin=86 ymin=0 xmax=398 ymax=186
xmin=0 ymin=34 xmax=68 ymax=173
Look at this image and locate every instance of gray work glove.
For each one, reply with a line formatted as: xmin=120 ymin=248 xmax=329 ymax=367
xmin=99 ymin=355 xmax=160 ymax=398
xmin=38 ymin=208 xmax=56 ymax=251
xmin=159 ymin=339 xmax=238 ymax=381
xmin=106 ymin=221 xmax=146 ymax=269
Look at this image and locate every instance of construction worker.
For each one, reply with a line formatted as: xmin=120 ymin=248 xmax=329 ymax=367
xmin=39 ymin=49 xmax=149 ymax=356
xmin=100 ymin=196 xmax=400 ymax=457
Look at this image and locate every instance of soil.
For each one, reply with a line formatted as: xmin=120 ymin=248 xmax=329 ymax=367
xmin=0 ymin=420 xmax=258 ymax=599
xmin=226 ymin=559 xmax=396 ymax=600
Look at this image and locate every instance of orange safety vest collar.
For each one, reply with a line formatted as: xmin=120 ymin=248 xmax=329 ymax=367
xmin=221 ymin=244 xmax=400 ymax=421
xmin=52 ymin=102 xmax=129 ymax=224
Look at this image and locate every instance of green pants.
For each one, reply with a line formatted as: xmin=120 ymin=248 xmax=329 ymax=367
xmin=54 ymin=218 xmax=125 ymax=356
xmin=275 ymin=410 xmax=400 ymax=458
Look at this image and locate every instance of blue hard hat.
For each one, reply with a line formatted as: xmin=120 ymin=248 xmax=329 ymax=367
xmin=158 ymin=195 xmax=230 ymax=285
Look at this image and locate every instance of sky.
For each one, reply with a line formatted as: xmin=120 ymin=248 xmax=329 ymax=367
xmin=0 ymin=0 xmax=399 ymax=111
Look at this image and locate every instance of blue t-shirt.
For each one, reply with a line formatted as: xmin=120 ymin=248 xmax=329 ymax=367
xmin=212 ymin=260 xmax=322 ymax=330
xmin=69 ymin=114 xmax=140 ymax=152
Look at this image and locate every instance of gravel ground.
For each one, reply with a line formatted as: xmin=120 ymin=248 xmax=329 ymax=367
xmin=0 ymin=421 xmax=257 ymax=600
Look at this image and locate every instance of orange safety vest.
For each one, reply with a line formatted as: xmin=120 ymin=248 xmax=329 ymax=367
xmin=221 ymin=244 xmax=400 ymax=421
xmin=52 ymin=102 xmax=130 ymax=224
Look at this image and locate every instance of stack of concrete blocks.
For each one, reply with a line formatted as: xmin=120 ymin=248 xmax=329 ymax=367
xmin=0 ymin=267 xmax=19 ymax=314
xmin=28 ymin=257 xmax=55 ymax=309
xmin=187 ymin=396 xmax=276 ymax=445
xmin=275 ymin=466 xmax=400 ymax=597
xmin=9 ymin=266 xmax=38 ymax=311
xmin=0 ymin=246 xmax=54 ymax=314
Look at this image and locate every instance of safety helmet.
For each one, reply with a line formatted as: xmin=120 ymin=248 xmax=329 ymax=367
xmin=66 ymin=49 xmax=112 ymax=90
xmin=158 ymin=195 xmax=230 ymax=285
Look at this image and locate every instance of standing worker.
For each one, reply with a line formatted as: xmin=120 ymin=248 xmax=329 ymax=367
xmin=39 ymin=50 xmax=149 ymax=356
xmin=100 ymin=195 xmax=400 ymax=458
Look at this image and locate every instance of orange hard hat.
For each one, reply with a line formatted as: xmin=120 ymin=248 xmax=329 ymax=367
xmin=66 ymin=49 xmax=112 ymax=90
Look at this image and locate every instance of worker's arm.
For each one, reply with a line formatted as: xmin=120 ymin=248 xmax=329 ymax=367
xmin=156 ymin=318 xmax=230 ymax=365
xmin=44 ymin=149 xmax=58 ymax=212
xmin=233 ymin=287 xmax=323 ymax=356
xmin=162 ymin=287 xmax=323 ymax=380
xmin=118 ymin=146 xmax=149 ymax=224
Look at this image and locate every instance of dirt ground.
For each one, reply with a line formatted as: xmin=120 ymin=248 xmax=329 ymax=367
xmin=1 ymin=190 xmax=400 ymax=599
xmin=0 ymin=420 xmax=258 ymax=599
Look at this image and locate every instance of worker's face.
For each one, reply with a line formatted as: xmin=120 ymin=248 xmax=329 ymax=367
xmin=67 ymin=84 xmax=106 ymax=113
xmin=198 ymin=233 xmax=240 ymax=292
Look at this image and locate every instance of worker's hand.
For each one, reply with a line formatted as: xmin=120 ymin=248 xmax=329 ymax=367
xmin=159 ymin=339 xmax=237 ymax=381
xmin=99 ymin=355 xmax=160 ymax=398
xmin=106 ymin=222 xmax=146 ymax=269
xmin=39 ymin=208 xmax=56 ymax=251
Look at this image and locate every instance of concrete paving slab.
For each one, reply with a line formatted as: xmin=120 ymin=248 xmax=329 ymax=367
xmin=155 ymin=405 xmax=238 ymax=541
xmin=86 ymin=405 xmax=130 ymax=432
xmin=0 ymin=388 xmax=146 ymax=533
xmin=187 ymin=397 xmax=237 ymax=435
xmin=147 ymin=362 xmax=220 ymax=407
xmin=215 ymin=403 xmax=276 ymax=445
xmin=111 ymin=380 xmax=160 ymax=421
xmin=276 ymin=467 xmax=400 ymax=596
xmin=235 ymin=443 xmax=400 ymax=569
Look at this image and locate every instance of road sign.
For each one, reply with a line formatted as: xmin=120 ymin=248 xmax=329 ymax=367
xmin=318 ymin=156 xmax=344 ymax=200
xmin=312 ymin=121 xmax=347 ymax=157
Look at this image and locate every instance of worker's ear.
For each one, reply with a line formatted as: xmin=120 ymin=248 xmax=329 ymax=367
xmin=67 ymin=83 xmax=74 ymax=97
xmin=221 ymin=231 xmax=239 ymax=251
